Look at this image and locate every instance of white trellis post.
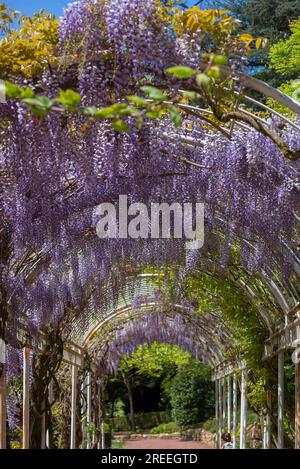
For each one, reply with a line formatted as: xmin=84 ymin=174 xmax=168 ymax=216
xmin=263 ymin=413 xmax=271 ymax=449
xmin=80 ymin=378 xmax=86 ymax=449
xmin=232 ymin=373 xmax=237 ymax=449
xmin=22 ymin=347 xmax=30 ymax=449
xmin=222 ymin=377 xmax=226 ymax=434
xmin=227 ymin=375 xmax=231 ymax=434
xmin=278 ymin=351 xmax=284 ymax=448
xmin=70 ymin=365 xmax=78 ymax=449
xmin=294 ymin=322 xmax=300 ymax=449
xmin=263 ymin=388 xmax=272 ymax=449
xmin=101 ymin=419 xmax=105 ymax=450
xmin=0 ymin=338 xmax=6 ymax=449
xmin=215 ymin=379 xmax=219 ymax=448
xmin=240 ymin=366 xmax=248 ymax=449
xmin=86 ymin=372 xmax=92 ymax=449
xmin=218 ymin=378 xmax=222 ymax=448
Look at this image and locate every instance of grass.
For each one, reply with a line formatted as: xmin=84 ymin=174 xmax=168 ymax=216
xmin=111 ymin=439 xmax=125 ymax=449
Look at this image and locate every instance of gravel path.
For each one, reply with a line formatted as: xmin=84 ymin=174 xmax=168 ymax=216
xmin=123 ymin=438 xmax=213 ymax=449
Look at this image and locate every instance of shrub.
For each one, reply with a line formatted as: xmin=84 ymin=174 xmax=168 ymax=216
xmin=169 ymin=362 xmax=215 ymax=429
xmin=150 ymin=422 xmax=180 ymax=434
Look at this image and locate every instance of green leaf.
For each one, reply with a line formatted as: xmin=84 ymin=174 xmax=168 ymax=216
xmin=166 ymin=66 xmax=196 ymax=79
xmin=20 ymin=87 xmax=35 ymax=99
xmin=214 ymin=55 xmax=228 ymax=65
xmin=112 ymin=119 xmax=129 ymax=132
xmin=195 ymin=73 xmax=211 ymax=89
xmin=169 ymin=107 xmax=183 ymax=128
xmin=95 ymin=103 xmax=128 ymax=119
xmin=23 ymin=96 xmax=53 ymax=110
xmin=82 ymin=106 xmax=98 ymax=116
xmin=5 ymin=81 xmax=23 ymax=99
xmin=22 ymin=96 xmax=53 ymax=117
xmin=127 ymin=95 xmax=149 ymax=107
xmin=56 ymin=89 xmax=82 ymax=108
xmin=119 ymin=106 xmax=142 ymax=117
xmin=207 ymin=66 xmax=221 ymax=80
xmin=140 ymin=86 xmax=167 ymax=101
xmin=181 ymin=91 xmax=201 ymax=100
xmin=146 ymin=108 xmax=166 ymax=119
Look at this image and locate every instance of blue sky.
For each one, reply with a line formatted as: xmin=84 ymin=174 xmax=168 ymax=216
xmin=5 ymin=1 xmax=206 ymax=18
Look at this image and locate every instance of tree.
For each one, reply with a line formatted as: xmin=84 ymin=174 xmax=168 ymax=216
xmin=169 ymin=361 xmax=215 ymax=429
xmin=212 ymin=0 xmax=300 ymax=42
xmin=269 ymin=18 xmax=300 ymax=79
xmin=211 ymin=0 xmax=300 ymax=86
xmin=109 ymin=343 xmax=191 ymax=430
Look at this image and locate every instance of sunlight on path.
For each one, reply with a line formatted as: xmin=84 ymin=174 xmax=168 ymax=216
xmin=123 ymin=438 xmax=213 ymax=449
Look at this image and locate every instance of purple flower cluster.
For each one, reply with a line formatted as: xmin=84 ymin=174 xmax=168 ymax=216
xmin=0 ymin=0 xmax=299 ymax=381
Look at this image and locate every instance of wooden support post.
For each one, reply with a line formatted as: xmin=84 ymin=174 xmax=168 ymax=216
xmin=22 ymin=347 xmax=30 ymax=449
xmin=232 ymin=373 xmax=237 ymax=449
xmin=278 ymin=351 xmax=284 ymax=448
xmin=70 ymin=365 xmax=78 ymax=449
xmin=240 ymin=367 xmax=248 ymax=449
xmin=295 ymin=358 xmax=300 ymax=449
xmin=87 ymin=372 xmax=92 ymax=450
xmin=227 ymin=375 xmax=231 ymax=434
xmin=215 ymin=380 xmax=219 ymax=448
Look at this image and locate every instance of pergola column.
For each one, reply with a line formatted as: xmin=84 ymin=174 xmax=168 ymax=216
xmin=0 ymin=338 xmax=6 ymax=449
xmin=218 ymin=378 xmax=222 ymax=448
xmin=232 ymin=373 xmax=237 ymax=449
xmin=22 ymin=347 xmax=30 ymax=449
xmin=222 ymin=377 xmax=226 ymax=434
xmin=227 ymin=375 xmax=231 ymax=433
xmin=215 ymin=380 xmax=219 ymax=448
xmin=239 ymin=366 xmax=248 ymax=449
xmin=277 ymin=351 xmax=284 ymax=448
xmin=86 ymin=371 xmax=92 ymax=449
xmin=70 ymin=364 xmax=78 ymax=449
xmin=263 ymin=388 xmax=272 ymax=449
xmin=101 ymin=419 xmax=105 ymax=450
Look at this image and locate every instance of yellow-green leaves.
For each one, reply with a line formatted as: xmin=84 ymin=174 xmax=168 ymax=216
xmin=237 ymin=33 xmax=268 ymax=49
xmin=166 ymin=66 xmax=195 ymax=79
xmin=169 ymin=107 xmax=183 ymax=128
xmin=196 ymin=73 xmax=211 ymax=89
xmin=22 ymin=96 xmax=53 ymax=117
xmin=213 ymin=55 xmax=228 ymax=66
xmin=56 ymin=89 xmax=82 ymax=109
xmin=0 ymin=11 xmax=58 ymax=79
xmin=112 ymin=119 xmax=129 ymax=132
xmin=4 ymin=81 xmax=23 ymax=98
xmin=140 ymin=86 xmax=167 ymax=101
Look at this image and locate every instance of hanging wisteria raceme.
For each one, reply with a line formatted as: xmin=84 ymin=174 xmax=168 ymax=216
xmin=97 ymin=311 xmax=217 ymax=376
xmin=0 ymin=0 xmax=299 ymax=354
